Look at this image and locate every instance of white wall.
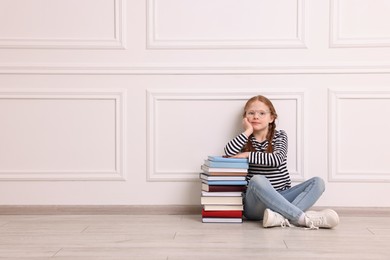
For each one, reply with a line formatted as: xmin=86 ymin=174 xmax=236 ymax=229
xmin=0 ymin=0 xmax=390 ymax=207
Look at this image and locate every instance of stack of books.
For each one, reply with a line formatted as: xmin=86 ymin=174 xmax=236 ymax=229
xmin=200 ymin=155 xmax=249 ymax=223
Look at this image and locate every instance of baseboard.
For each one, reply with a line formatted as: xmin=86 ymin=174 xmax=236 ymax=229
xmin=0 ymin=205 xmax=202 ymax=215
xmin=0 ymin=205 xmax=388 ymax=216
xmin=312 ymin=206 xmax=390 ymax=217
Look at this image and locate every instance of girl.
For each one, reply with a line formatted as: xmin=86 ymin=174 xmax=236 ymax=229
xmin=224 ymin=95 xmax=339 ymax=229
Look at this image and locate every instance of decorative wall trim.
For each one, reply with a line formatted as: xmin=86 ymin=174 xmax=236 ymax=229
xmin=147 ymin=89 xmax=305 ymax=182
xmin=328 ymin=89 xmax=390 ymax=182
xmin=146 ymin=0 xmax=306 ymax=49
xmin=0 ymin=0 xmax=126 ymax=49
xmin=330 ymin=0 xmax=390 ymax=48
xmin=3 ymin=63 xmax=390 ymax=75
xmin=0 ymin=88 xmax=127 ymax=181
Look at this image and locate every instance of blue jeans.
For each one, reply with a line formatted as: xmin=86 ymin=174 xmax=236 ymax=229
xmin=243 ymin=175 xmax=325 ymax=223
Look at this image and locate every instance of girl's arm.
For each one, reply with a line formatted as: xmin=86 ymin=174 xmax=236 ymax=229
xmin=224 ymin=133 xmax=248 ymax=157
xmin=224 ymin=118 xmax=253 ymax=157
xmin=248 ymin=130 xmax=288 ymax=167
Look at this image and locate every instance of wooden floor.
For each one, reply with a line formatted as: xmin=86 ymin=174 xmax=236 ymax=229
xmin=0 ymin=213 xmax=389 ymax=259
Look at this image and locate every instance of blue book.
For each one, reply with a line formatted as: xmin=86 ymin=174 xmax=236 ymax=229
xmin=204 ymin=180 xmax=248 ymax=185
xmin=204 ymin=160 xmax=249 ymax=169
xmin=208 ymin=156 xmax=248 ymax=163
xmin=200 ymin=173 xmax=246 ymax=181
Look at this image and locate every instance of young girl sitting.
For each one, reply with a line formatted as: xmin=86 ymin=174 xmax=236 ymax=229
xmin=224 ymin=95 xmax=339 ymax=229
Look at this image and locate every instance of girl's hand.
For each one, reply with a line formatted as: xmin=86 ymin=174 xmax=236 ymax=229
xmin=242 ymin=117 xmax=253 ymax=137
xmin=231 ymin=152 xmax=249 ymax=159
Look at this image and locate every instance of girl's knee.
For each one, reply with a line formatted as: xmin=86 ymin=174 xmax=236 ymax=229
xmin=248 ymin=175 xmax=269 ymax=189
xmin=311 ymin=176 xmax=325 ymax=193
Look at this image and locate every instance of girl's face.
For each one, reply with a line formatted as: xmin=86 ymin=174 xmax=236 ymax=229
xmin=245 ymin=100 xmax=275 ymax=132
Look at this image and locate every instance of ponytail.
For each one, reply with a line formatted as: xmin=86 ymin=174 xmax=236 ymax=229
xmin=266 ymin=122 xmax=276 ymax=153
xmin=242 ymin=137 xmax=256 ymax=152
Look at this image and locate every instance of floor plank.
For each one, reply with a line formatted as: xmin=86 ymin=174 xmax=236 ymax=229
xmin=0 ymin=214 xmax=389 ymax=259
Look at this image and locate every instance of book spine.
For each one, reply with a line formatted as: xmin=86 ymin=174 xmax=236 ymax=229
xmin=204 ymin=160 xmax=249 ymax=169
xmin=207 ymin=156 xmax=248 ymax=163
xmin=202 ymin=209 xmax=243 ymax=218
xmin=199 ymin=173 xmax=246 ymax=181
xmin=201 ymin=196 xmax=243 ymax=205
xmin=202 ymin=184 xmax=247 ymax=192
xmin=201 ymin=165 xmax=248 ymax=173
xmin=204 ymin=180 xmax=248 ymax=185
xmin=203 ymin=205 xmax=244 ymax=211
xmin=202 ymin=218 xmax=243 ymax=223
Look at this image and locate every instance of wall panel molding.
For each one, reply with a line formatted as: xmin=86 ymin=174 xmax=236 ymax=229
xmin=328 ymin=88 xmax=390 ymax=182
xmin=330 ymin=0 xmax=390 ymax=48
xmin=146 ymin=0 xmax=306 ymax=49
xmin=3 ymin=63 xmax=390 ymax=75
xmin=147 ymin=89 xmax=305 ymax=182
xmin=0 ymin=88 xmax=126 ymax=181
xmin=0 ymin=0 xmax=126 ymax=49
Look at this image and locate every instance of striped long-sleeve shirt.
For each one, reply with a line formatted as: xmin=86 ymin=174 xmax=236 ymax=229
xmin=224 ymin=129 xmax=291 ymax=191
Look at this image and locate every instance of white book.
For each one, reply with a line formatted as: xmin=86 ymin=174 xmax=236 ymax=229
xmin=201 ymin=191 xmax=242 ymax=197
xmin=201 ymin=165 xmax=247 ymax=173
xmin=199 ymin=173 xmax=246 ymax=181
xmin=202 ymin=217 xmax=242 ymax=223
xmin=201 ymin=196 xmax=243 ymax=205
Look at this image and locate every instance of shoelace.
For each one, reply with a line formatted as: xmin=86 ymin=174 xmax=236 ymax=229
xmin=306 ymin=215 xmax=329 ymax=230
xmin=305 ymin=220 xmax=319 ymax=230
xmin=279 ymin=219 xmax=319 ymax=230
xmin=280 ymin=219 xmax=292 ymax=228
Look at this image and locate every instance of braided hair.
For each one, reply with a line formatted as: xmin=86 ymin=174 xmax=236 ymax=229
xmin=242 ymin=95 xmax=278 ymax=153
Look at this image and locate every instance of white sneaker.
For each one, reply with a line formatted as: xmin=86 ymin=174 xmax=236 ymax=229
xmin=263 ymin=208 xmax=291 ymax=228
xmin=304 ymin=209 xmax=340 ymax=229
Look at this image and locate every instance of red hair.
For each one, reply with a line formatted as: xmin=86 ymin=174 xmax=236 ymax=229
xmin=242 ymin=95 xmax=278 ymax=153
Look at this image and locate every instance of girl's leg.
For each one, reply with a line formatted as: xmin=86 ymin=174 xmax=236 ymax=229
xmin=279 ymin=177 xmax=325 ymax=212
xmin=243 ymin=175 xmax=304 ymax=222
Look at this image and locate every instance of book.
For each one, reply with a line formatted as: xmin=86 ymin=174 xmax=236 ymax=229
xmin=202 ymin=217 xmax=243 ymax=223
xmin=204 ymin=160 xmax=249 ymax=169
xmin=208 ymin=156 xmax=248 ymax=163
xmin=201 ymin=196 xmax=243 ymax=205
xmin=201 ymin=165 xmax=247 ymax=173
xmin=203 ymin=180 xmax=248 ymax=186
xmin=203 ymin=204 xmax=244 ymax=211
xmin=199 ymin=173 xmax=246 ymax=181
xmin=201 ymin=191 xmax=242 ymax=197
xmin=200 ymin=171 xmax=247 ymax=176
xmin=201 ymin=209 xmax=243 ymax=218
xmin=201 ymin=183 xmax=247 ymax=192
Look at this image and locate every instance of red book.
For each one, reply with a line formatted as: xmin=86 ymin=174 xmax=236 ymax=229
xmin=202 ymin=209 xmax=243 ymax=218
